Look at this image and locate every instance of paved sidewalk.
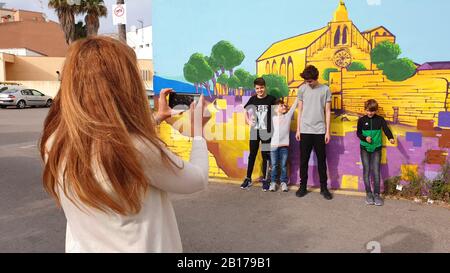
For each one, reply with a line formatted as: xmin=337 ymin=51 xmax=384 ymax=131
xmin=172 ymin=182 xmax=450 ymax=253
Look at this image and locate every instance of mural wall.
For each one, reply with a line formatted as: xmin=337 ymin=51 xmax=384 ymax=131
xmin=153 ymin=0 xmax=450 ymax=191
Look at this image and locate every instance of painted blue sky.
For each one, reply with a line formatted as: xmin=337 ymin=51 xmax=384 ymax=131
xmin=153 ymin=0 xmax=450 ymax=79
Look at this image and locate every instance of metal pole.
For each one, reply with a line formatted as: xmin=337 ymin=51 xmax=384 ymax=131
xmin=117 ymin=0 xmax=126 ymax=42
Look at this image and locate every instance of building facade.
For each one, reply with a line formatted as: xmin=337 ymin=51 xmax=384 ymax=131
xmin=127 ymin=25 xmax=153 ymax=60
xmin=0 ymin=7 xmax=68 ymax=57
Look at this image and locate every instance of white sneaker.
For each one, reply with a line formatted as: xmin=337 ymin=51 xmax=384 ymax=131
xmin=269 ymin=182 xmax=277 ymax=192
xmin=281 ymin=182 xmax=289 ymax=192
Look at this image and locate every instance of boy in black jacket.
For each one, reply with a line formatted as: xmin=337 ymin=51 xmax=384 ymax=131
xmin=357 ymin=100 xmax=395 ymax=206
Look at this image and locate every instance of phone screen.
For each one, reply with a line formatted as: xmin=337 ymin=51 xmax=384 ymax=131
xmin=168 ymin=93 xmax=200 ymax=110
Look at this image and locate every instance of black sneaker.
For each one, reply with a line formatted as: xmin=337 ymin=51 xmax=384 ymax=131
xmin=374 ymin=194 xmax=384 ymax=206
xmin=262 ymin=180 xmax=270 ymax=192
xmin=240 ymin=178 xmax=252 ymax=190
xmin=365 ymin=193 xmax=375 ymax=205
xmin=321 ymin=188 xmax=333 ymax=200
xmin=295 ymin=186 xmax=308 ymax=198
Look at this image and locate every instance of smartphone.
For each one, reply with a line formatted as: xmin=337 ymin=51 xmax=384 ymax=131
xmin=168 ymin=92 xmax=201 ymax=110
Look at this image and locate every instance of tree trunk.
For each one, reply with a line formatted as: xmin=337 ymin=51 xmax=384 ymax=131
xmin=58 ymin=10 xmax=75 ymax=44
xmin=229 ymin=69 xmax=234 ymax=77
xmin=203 ymin=82 xmax=212 ymax=98
xmin=85 ymin=14 xmax=100 ymax=37
xmin=211 ymin=75 xmax=217 ymax=95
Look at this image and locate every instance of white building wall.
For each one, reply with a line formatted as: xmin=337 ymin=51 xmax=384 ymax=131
xmin=127 ymin=26 xmax=152 ymax=60
xmin=0 ymin=48 xmax=43 ymax=56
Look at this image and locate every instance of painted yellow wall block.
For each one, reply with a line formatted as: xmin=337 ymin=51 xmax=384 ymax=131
xmin=216 ymin=99 xmax=227 ymax=110
xmin=401 ymin=165 xmax=419 ymax=181
xmin=379 ymin=148 xmax=387 ymax=164
xmin=341 ymin=175 xmax=359 ymax=190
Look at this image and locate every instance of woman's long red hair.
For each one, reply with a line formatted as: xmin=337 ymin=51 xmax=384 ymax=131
xmin=40 ymin=36 xmax=175 ymax=215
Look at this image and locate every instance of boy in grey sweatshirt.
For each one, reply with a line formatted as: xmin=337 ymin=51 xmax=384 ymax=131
xmin=269 ymin=98 xmax=299 ymax=192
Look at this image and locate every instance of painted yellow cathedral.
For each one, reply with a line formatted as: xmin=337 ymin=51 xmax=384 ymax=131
xmin=256 ymin=0 xmax=450 ymax=127
xmin=256 ymin=0 xmax=395 ymax=96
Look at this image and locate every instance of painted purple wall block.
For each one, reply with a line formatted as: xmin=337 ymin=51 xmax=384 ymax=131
xmin=406 ymin=132 xmax=423 ymax=147
xmin=438 ymin=112 xmax=450 ymax=127
xmin=237 ymin=157 xmax=246 ymax=169
xmin=243 ymin=151 xmax=250 ymax=164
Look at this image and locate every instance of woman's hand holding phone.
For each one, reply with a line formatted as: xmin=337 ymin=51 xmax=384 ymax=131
xmin=154 ymin=88 xmax=174 ymax=124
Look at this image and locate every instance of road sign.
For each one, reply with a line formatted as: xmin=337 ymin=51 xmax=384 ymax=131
xmin=112 ymin=4 xmax=127 ymax=25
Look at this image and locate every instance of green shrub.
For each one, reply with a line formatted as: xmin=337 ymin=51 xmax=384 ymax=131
xmin=348 ymin=62 xmax=367 ymax=71
xmin=382 ymin=58 xmax=417 ymax=81
xmin=428 ymin=163 xmax=450 ymax=203
xmin=323 ymin=68 xmax=339 ymax=81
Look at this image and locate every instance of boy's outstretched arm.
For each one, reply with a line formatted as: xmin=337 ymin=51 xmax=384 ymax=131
xmin=287 ymin=98 xmax=299 ymax=119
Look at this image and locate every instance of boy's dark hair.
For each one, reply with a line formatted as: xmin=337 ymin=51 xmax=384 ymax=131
xmin=254 ymin=77 xmax=266 ymax=87
xmin=365 ymin=99 xmax=379 ymax=112
xmin=300 ymin=65 xmax=319 ymax=81
xmin=274 ymin=99 xmax=285 ymax=105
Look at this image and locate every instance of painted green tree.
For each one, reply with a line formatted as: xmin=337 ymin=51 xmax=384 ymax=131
xmin=210 ymin=41 xmax=245 ymax=77
xmin=183 ymin=53 xmax=214 ymax=96
xmin=234 ymin=69 xmax=254 ymax=90
xmin=371 ymin=41 xmax=416 ymax=81
xmin=383 ymin=58 xmax=417 ymax=82
xmin=217 ymin=73 xmax=229 ymax=93
xmin=185 ymin=41 xmax=252 ymax=96
xmin=371 ymin=41 xmax=401 ymax=69
xmin=227 ymin=75 xmax=241 ymax=95
xmin=262 ymin=74 xmax=289 ymax=99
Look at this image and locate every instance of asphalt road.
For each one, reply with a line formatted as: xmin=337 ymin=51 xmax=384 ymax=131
xmin=0 ymin=108 xmax=449 ymax=253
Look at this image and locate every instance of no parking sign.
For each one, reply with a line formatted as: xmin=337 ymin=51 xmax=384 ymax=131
xmin=112 ymin=4 xmax=127 ymax=25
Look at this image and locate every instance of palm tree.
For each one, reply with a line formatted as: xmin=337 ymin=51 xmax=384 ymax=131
xmin=48 ymin=0 xmax=80 ymax=44
xmin=74 ymin=21 xmax=88 ymax=40
xmin=82 ymin=0 xmax=108 ymax=37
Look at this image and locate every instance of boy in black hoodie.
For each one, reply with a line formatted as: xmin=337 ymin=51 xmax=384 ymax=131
xmin=357 ymin=100 xmax=395 ymax=206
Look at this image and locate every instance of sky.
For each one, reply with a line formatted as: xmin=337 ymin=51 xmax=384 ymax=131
xmin=153 ymin=0 xmax=450 ymax=79
xmin=2 ymin=0 xmax=152 ymax=33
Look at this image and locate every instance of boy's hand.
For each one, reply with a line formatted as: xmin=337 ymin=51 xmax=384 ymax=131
xmin=325 ymin=133 xmax=331 ymax=145
xmin=295 ymin=130 xmax=301 ymax=141
xmin=366 ymin=136 xmax=372 ymax=143
xmin=389 ymin=139 xmax=395 ymax=144
xmin=249 ymin=116 xmax=256 ymax=127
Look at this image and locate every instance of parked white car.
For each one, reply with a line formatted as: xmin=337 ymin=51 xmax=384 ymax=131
xmin=0 ymin=87 xmax=53 ymax=109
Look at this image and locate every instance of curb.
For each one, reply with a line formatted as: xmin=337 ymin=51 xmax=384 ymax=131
xmin=209 ymin=178 xmax=366 ymax=197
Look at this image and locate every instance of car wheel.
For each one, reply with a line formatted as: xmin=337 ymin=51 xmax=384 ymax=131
xmin=46 ymin=99 xmax=53 ymax=108
xmin=0 ymin=106 xmax=6 ymax=109
xmin=17 ymin=100 xmax=26 ymax=109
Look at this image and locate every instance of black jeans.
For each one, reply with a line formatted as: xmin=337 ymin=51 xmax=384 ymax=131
xmin=300 ymin=134 xmax=328 ymax=188
xmin=246 ymin=130 xmax=271 ymax=180
xmin=360 ymin=148 xmax=382 ymax=194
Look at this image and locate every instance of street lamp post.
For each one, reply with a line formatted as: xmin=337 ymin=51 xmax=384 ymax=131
xmin=117 ymin=0 xmax=126 ymax=42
